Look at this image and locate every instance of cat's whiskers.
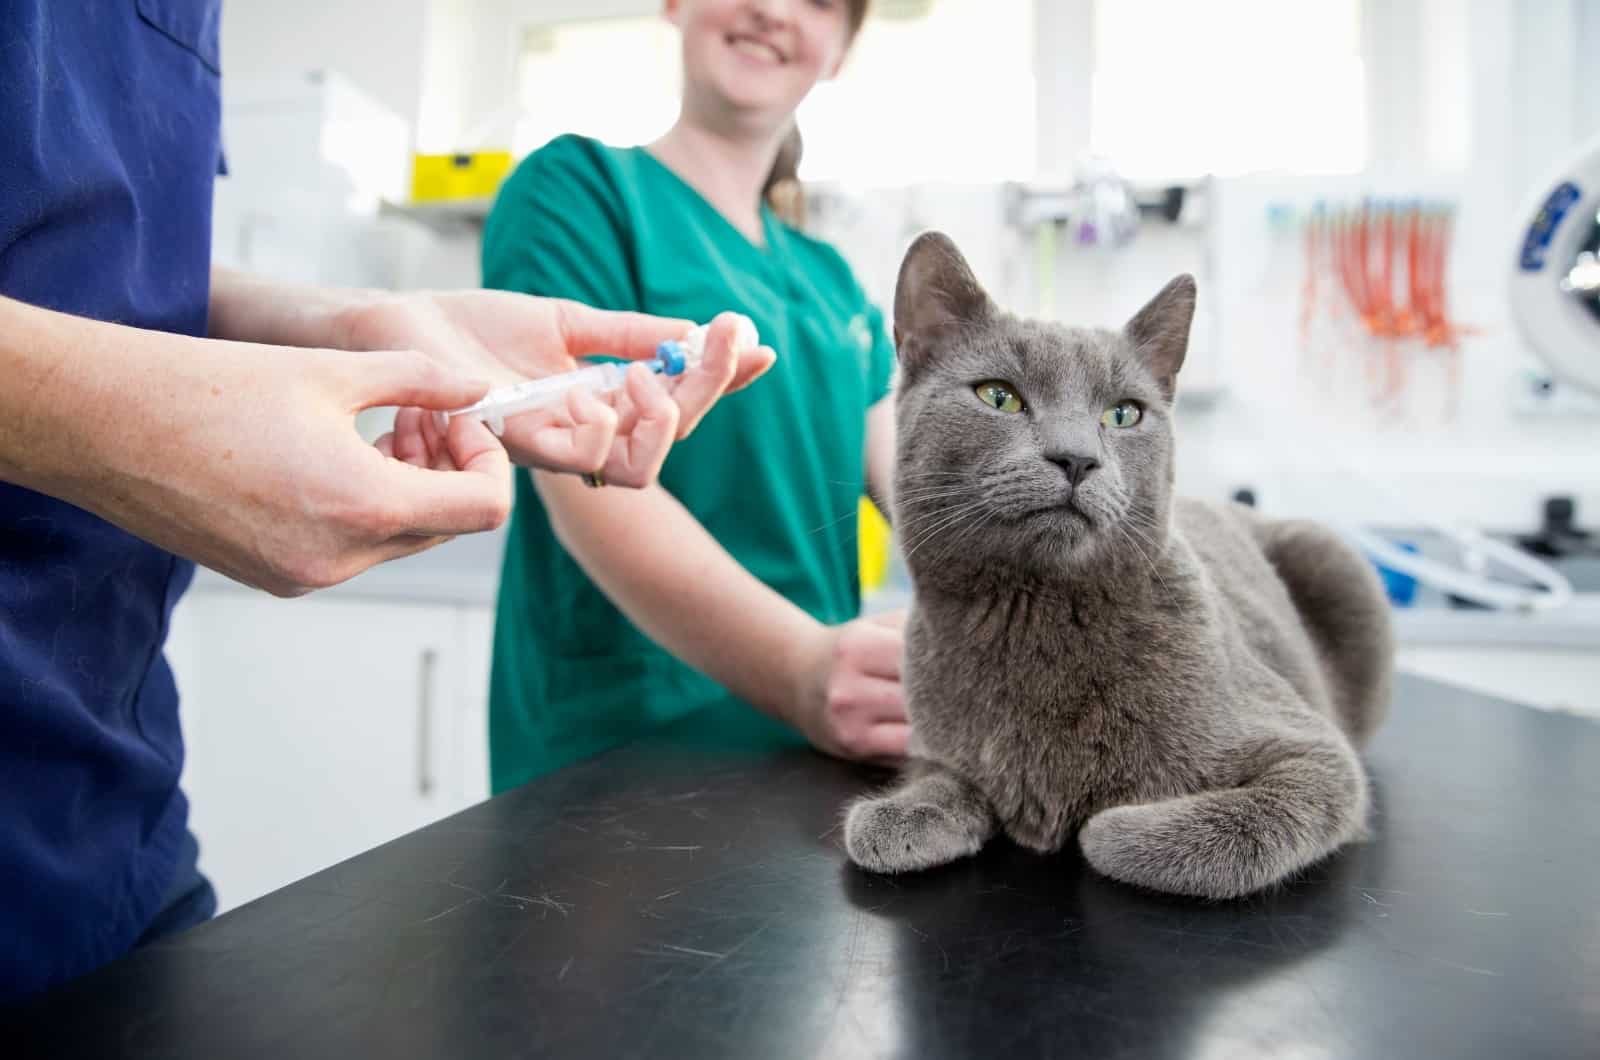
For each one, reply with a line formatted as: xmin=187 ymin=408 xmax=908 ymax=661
xmin=900 ymin=498 xmax=994 ymax=565
xmin=907 ymin=509 xmax=997 ymax=571
xmin=894 ymin=470 xmax=972 ymax=485
xmin=897 ymin=478 xmax=976 ymax=495
xmin=805 ymin=481 xmax=982 ymax=537
xmin=920 ymin=504 xmax=1005 ymax=573
xmin=1112 ymin=521 xmax=1171 ymax=597
xmin=900 ymin=500 xmax=991 ymax=558
xmin=896 ymin=486 xmax=978 ymax=506
xmin=1121 ymin=511 xmax=1173 ymax=553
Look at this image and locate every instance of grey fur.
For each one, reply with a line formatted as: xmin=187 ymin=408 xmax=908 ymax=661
xmin=845 ymin=232 xmax=1394 ymax=899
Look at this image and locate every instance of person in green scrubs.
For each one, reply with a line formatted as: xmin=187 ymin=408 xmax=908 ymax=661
xmin=485 ymin=0 xmax=908 ymax=791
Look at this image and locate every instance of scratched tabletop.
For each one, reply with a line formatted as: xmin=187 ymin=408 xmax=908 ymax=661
xmin=8 ymin=675 xmax=1598 ymax=1059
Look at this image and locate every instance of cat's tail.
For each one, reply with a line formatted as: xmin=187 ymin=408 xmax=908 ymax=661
xmin=1253 ymin=519 xmax=1394 ymax=748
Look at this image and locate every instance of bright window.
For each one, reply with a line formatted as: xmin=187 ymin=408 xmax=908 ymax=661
xmin=511 ymin=1 xmax=1036 ymax=184
xmin=512 ymin=16 xmax=681 ymax=158
xmin=798 ymin=0 xmax=1036 ymax=183
xmin=1089 ymin=0 xmax=1365 ymax=180
xmin=508 ymin=0 xmax=1363 ymax=183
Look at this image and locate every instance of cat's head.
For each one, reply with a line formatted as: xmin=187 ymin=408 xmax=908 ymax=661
xmin=891 ymin=231 xmax=1195 ymax=581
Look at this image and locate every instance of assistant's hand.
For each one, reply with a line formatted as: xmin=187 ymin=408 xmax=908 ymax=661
xmin=341 ymin=293 xmax=775 ymax=487
xmin=789 ymin=610 xmax=910 ymax=763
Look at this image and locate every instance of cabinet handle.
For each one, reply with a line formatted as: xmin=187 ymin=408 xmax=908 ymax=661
xmin=417 ymin=648 xmax=437 ymax=797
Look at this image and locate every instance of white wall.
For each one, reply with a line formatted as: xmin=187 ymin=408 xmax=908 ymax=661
xmin=224 ymin=0 xmax=664 ymax=151
xmin=428 ymin=0 xmax=660 ymax=151
xmin=1172 ymin=0 xmax=1600 ymax=530
xmin=221 ymin=0 xmax=430 ymax=141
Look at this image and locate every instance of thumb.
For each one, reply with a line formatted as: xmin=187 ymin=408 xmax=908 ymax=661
xmin=352 ymin=350 xmax=491 ymax=412
xmin=378 ymin=448 xmax=512 ymax=538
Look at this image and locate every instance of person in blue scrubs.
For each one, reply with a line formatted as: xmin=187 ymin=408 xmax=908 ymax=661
xmin=0 ymin=2 xmax=772 ymax=1004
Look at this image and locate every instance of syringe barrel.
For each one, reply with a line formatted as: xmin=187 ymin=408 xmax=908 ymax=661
xmin=439 ymin=361 xmax=628 ymax=433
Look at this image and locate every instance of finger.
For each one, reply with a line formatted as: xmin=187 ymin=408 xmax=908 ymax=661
xmin=849 ymin=676 xmax=906 ymax=720
xmin=854 ymin=624 xmax=905 ymax=680
xmin=728 ymin=344 xmax=778 ymax=395
xmin=420 ymin=405 xmax=449 ymax=463
xmin=392 ymin=408 xmax=433 ymax=468
xmin=374 ymin=432 xmax=397 ymax=459
xmin=352 ymin=349 xmax=491 ymax=412
xmin=666 ymin=312 xmax=743 ymax=438
xmin=380 ymin=440 xmax=512 ymax=538
xmin=498 ymin=388 xmax=620 ymax=473
xmin=605 ymin=370 xmax=643 ymax=437
xmin=554 ymin=301 xmax=694 ymax=361
xmin=445 ymin=414 xmax=512 ymax=480
xmin=568 ymin=386 xmax=621 ymax=471
xmin=606 ymin=364 xmax=679 ymax=488
xmin=855 ymin=722 xmax=911 ymax=761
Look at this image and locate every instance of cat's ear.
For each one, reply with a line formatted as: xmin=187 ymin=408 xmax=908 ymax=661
xmin=894 ymin=231 xmax=994 ymax=370
xmin=1124 ymin=274 xmax=1196 ymax=401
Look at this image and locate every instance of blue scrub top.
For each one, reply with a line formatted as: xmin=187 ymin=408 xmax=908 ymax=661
xmin=0 ymin=0 xmax=223 ymax=1002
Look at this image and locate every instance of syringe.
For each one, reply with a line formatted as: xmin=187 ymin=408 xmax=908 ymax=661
xmin=436 ymin=317 xmax=758 ymax=435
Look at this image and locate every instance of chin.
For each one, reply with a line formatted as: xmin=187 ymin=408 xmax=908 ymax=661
xmin=1036 ymin=504 xmax=1123 ymax=569
xmin=708 ymin=73 xmax=801 ymax=115
xmin=696 ymin=44 xmax=804 ymax=104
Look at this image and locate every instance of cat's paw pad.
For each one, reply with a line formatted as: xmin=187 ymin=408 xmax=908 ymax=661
xmin=844 ymin=797 xmax=983 ymax=874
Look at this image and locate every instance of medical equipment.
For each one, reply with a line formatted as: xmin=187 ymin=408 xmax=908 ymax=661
xmin=1303 ymin=200 xmax=1465 ymax=350
xmin=438 ymin=317 xmax=759 ymax=435
xmin=1510 ymin=131 xmax=1600 ymax=397
xmin=1296 ymin=197 xmax=1469 ymax=419
xmin=1336 ymin=141 xmax=1600 ymax=613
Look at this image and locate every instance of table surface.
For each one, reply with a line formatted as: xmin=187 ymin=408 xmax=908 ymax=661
xmin=9 ymin=674 xmax=1599 ymax=1059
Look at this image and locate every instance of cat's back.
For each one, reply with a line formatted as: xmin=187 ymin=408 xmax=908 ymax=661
xmin=1172 ymin=498 xmax=1338 ymax=718
xmin=1174 ymin=498 xmax=1393 ymax=745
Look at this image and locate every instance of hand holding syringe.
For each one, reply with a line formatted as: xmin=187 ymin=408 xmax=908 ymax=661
xmin=437 ymin=317 xmax=761 ymax=436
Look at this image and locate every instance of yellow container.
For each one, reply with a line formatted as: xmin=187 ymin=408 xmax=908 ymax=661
xmin=859 ymin=497 xmax=892 ymax=592
xmin=410 ymin=151 xmax=513 ymax=203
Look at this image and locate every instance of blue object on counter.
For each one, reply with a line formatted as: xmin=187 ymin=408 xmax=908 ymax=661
xmin=1374 ymin=541 xmax=1420 ymax=606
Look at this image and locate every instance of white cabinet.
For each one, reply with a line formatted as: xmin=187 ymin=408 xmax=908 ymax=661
xmin=167 ymin=589 xmax=494 ymax=912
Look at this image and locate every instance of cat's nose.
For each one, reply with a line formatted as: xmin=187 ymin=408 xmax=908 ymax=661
xmin=1049 ymin=452 xmax=1100 ymax=487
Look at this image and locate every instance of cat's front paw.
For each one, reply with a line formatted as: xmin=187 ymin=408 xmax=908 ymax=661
xmin=844 ymin=796 xmax=984 ymax=874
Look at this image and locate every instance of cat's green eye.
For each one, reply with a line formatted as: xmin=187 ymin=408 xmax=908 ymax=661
xmin=975 ymin=381 xmax=1025 ymax=414
xmin=1101 ymin=401 xmax=1142 ymax=429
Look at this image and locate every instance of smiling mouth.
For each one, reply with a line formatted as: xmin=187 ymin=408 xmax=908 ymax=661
xmin=726 ymin=33 xmax=787 ymax=65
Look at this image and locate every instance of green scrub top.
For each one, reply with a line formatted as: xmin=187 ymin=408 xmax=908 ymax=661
xmin=484 ymin=134 xmax=894 ymax=793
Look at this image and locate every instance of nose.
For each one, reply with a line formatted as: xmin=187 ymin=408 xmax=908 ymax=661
xmin=1049 ymin=452 xmax=1100 ymax=487
xmin=746 ymin=0 xmax=789 ymax=24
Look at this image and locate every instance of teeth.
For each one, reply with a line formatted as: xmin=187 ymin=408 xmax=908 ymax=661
xmin=730 ymin=37 xmax=782 ymax=63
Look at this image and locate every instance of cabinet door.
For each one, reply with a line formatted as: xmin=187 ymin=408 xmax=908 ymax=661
xmin=451 ymin=605 xmax=495 ymax=807
xmin=170 ymin=592 xmax=464 ymax=911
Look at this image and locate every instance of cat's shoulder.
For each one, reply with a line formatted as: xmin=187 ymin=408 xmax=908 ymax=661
xmin=1169 ymin=497 xmax=1283 ymax=586
xmin=1172 ymin=496 xmax=1262 ymax=542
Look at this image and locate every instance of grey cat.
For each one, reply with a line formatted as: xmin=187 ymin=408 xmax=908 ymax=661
xmin=844 ymin=232 xmax=1394 ymax=899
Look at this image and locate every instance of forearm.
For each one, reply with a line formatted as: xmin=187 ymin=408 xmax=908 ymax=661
xmin=208 ymin=266 xmax=383 ymax=349
xmin=865 ymin=397 xmax=896 ymax=519
xmin=535 ymin=471 xmax=824 ymax=723
xmin=0 ymin=296 xmax=167 ymax=505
